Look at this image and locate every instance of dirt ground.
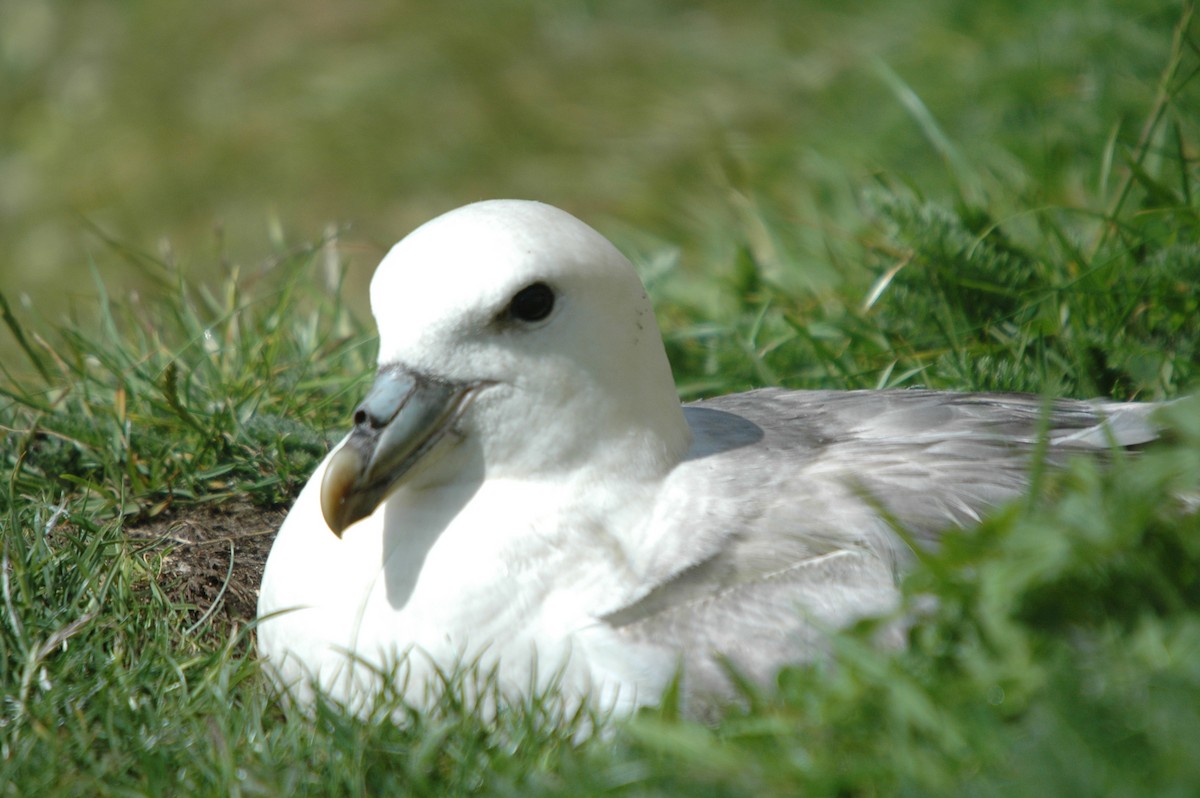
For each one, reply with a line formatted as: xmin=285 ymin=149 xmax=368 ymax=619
xmin=127 ymin=500 xmax=285 ymax=631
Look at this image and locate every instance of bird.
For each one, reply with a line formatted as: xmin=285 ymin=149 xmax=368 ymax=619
xmin=256 ymin=199 xmax=1161 ymax=718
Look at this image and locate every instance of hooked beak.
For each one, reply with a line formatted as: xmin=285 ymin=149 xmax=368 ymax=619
xmin=320 ymin=367 xmax=482 ymax=537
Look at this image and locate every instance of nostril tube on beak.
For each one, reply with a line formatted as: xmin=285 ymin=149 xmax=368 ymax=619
xmin=356 ymin=369 xmax=418 ymax=429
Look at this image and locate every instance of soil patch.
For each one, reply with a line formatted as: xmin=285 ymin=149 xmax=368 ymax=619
xmin=127 ymin=500 xmax=285 ymax=631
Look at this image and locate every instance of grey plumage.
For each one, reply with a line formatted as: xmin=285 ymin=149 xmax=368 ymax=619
xmin=602 ymin=388 xmax=1160 ymax=708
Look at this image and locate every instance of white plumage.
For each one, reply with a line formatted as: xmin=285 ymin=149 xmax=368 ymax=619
xmin=257 ymin=199 xmax=1159 ymax=716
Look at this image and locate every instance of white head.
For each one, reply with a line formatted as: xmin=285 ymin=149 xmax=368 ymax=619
xmin=321 ymin=200 xmax=690 ymax=533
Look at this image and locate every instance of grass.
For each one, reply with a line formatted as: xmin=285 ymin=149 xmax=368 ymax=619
xmin=2 ymin=1 xmax=1200 ymax=795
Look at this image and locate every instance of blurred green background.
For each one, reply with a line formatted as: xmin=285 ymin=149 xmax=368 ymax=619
xmin=0 ymin=0 xmax=1185 ymax=318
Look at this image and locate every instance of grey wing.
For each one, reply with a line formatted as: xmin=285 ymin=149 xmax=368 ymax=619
xmin=697 ymin=388 xmax=1160 ymax=544
xmin=603 ymin=388 xmax=1162 ymax=706
xmin=606 ymin=548 xmax=900 ymax=713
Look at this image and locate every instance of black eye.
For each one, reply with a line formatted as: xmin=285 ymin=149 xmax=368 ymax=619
xmin=508 ymin=282 xmax=555 ymax=323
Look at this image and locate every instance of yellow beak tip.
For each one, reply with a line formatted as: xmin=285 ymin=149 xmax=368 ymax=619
xmin=320 ymin=444 xmax=365 ymax=537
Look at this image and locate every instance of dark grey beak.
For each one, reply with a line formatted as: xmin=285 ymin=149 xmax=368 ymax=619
xmin=320 ymin=368 xmax=481 ymax=537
